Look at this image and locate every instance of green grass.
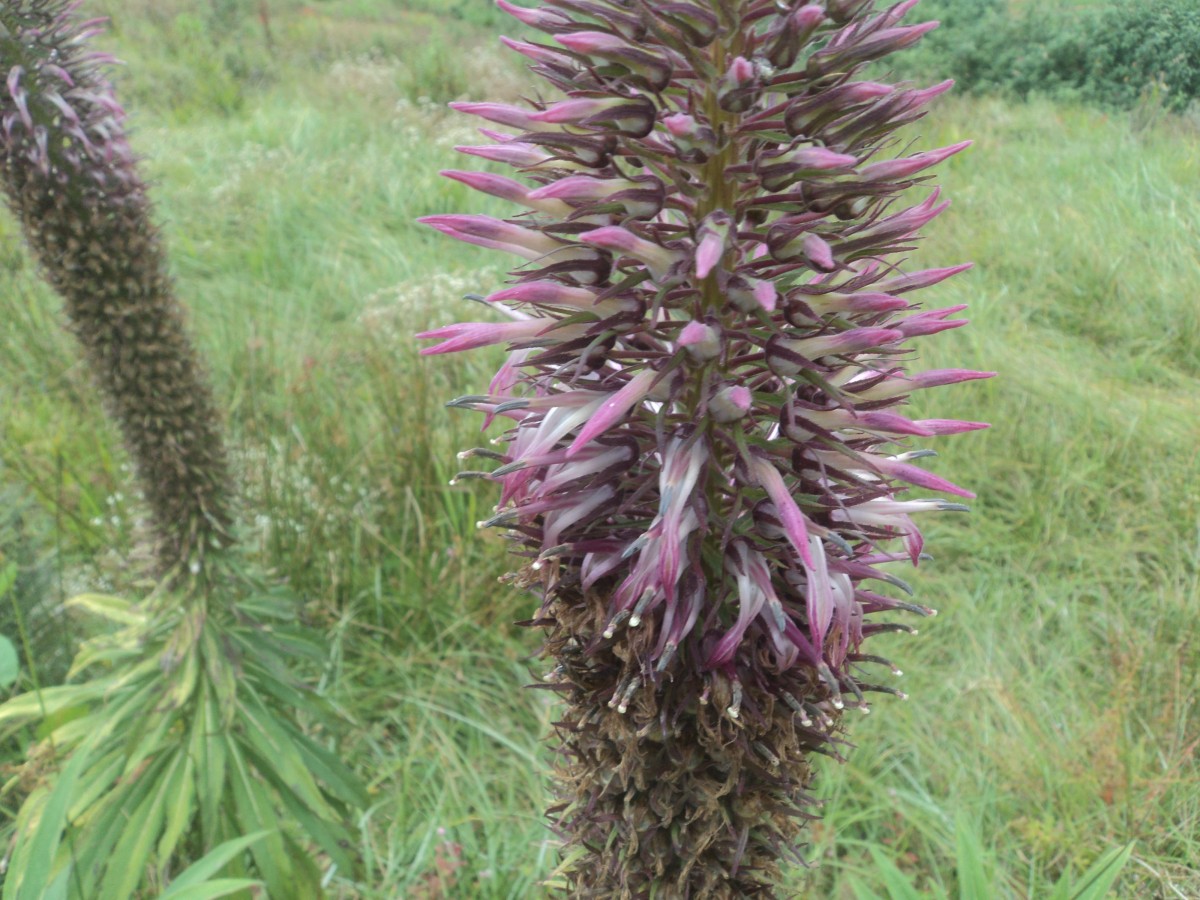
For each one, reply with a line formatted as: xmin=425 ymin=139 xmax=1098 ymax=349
xmin=0 ymin=2 xmax=1197 ymax=897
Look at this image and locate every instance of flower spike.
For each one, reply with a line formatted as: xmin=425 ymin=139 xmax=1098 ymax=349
xmin=420 ymin=1 xmax=986 ymax=894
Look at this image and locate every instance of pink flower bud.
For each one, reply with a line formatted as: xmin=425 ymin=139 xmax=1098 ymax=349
xmin=710 ymin=385 xmax=751 ymax=422
xmin=678 ymin=320 xmax=721 ymax=361
xmin=578 ymin=226 xmax=682 ymax=282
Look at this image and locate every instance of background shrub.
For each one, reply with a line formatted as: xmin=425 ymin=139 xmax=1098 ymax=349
xmin=902 ymin=0 xmax=1200 ymax=112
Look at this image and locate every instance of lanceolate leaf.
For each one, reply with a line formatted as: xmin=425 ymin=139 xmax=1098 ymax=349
xmin=159 ymin=831 xmax=271 ymax=896
xmin=3 ymin=743 xmax=92 ymax=900
xmin=1063 ymin=842 xmax=1136 ymax=900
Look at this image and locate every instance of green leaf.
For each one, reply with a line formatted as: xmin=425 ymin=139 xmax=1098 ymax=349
xmin=238 ymin=736 xmax=356 ymax=876
xmin=159 ymin=831 xmax=271 ymax=896
xmin=0 ymin=685 xmax=103 ymax=729
xmin=0 ymin=563 xmax=16 ymax=598
xmin=954 ymin=816 xmax=991 ymax=900
xmin=236 ymin=692 xmax=330 ymax=811
xmin=227 ymin=738 xmax=296 ymax=893
xmin=157 ymin=748 xmax=197 ymax=862
xmin=67 ymin=757 xmax=166 ymax=887
xmin=5 ymin=743 xmax=93 ymax=900
xmin=866 ymin=846 xmax=929 ymax=900
xmin=192 ymin=687 xmax=227 ymax=849
xmin=64 ymin=747 xmax=124 ymax=822
xmin=64 ymin=593 xmax=146 ymax=626
xmin=34 ymin=703 xmax=91 ymax=741
xmin=156 ymin=879 xmax=263 ymax=900
xmin=96 ymin=751 xmax=176 ymax=900
xmin=284 ymin=724 xmax=370 ymax=809
xmin=0 ymin=635 xmax=19 ymax=688
xmin=1064 ymin=842 xmax=1135 ymax=900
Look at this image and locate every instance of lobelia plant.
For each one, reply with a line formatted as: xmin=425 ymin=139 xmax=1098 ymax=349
xmin=0 ymin=3 xmax=366 ymax=896
xmin=0 ymin=0 xmax=233 ymax=584
xmin=419 ymin=0 xmax=991 ymax=896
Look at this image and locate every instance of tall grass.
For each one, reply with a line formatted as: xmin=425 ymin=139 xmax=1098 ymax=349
xmin=0 ymin=2 xmax=1196 ymax=896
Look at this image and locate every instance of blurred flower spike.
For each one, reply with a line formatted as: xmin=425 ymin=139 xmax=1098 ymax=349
xmin=418 ymin=0 xmax=991 ymax=895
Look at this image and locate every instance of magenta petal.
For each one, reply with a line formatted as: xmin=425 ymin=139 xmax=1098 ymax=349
xmin=495 ymin=0 xmax=569 ymax=28
xmin=554 ymin=31 xmax=627 ymax=55
xmin=694 ymin=230 xmax=725 ymax=279
xmin=802 ymin=233 xmax=835 ymax=271
xmin=861 ymin=140 xmax=972 ymax=182
xmin=853 ymin=411 xmax=936 ymax=436
xmin=455 ymin=141 xmax=549 ymax=168
xmin=441 ymin=169 xmax=531 ymax=205
xmin=753 ymin=280 xmax=778 ymax=311
xmin=913 ymin=419 xmax=990 ymax=434
xmin=876 ymin=262 xmax=973 ymax=295
xmin=911 ymin=369 xmax=997 ymax=389
xmin=449 ymin=101 xmax=550 ymax=132
xmin=751 ymin=457 xmax=814 ymax=567
xmin=792 ymin=146 xmax=857 ymax=170
xmin=486 ymin=281 xmax=598 ymax=309
xmin=417 ymin=319 xmax=547 ymax=355
xmin=726 ymin=55 xmax=755 ymax=85
xmin=578 ymin=226 xmax=679 ymax=280
xmin=566 ymin=369 xmax=657 ymax=457
xmin=803 ymin=538 xmax=833 ymax=659
xmin=874 ymin=458 xmax=975 ymax=499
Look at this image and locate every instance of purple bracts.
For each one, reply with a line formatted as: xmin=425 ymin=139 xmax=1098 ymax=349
xmin=417 ymin=1 xmax=990 ymax=895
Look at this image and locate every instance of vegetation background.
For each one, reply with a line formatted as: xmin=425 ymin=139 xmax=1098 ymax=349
xmin=0 ymin=0 xmax=1197 ymax=895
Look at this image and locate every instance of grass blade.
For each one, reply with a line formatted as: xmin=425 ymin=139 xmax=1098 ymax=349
xmin=1066 ymin=842 xmax=1135 ymax=900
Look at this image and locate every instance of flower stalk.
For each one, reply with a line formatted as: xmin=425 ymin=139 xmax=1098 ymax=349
xmin=420 ymin=0 xmax=990 ymax=895
xmin=0 ymin=8 xmax=367 ymax=896
xmin=0 ymin=0 xmax=234 ymax=583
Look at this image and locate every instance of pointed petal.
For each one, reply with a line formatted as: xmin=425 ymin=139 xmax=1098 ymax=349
xmin=566 ymin=369 xmax=657 ymax=456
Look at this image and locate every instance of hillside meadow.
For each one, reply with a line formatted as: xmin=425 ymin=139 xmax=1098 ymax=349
xmin=0 ymin=1 xmax=1197 ymax=896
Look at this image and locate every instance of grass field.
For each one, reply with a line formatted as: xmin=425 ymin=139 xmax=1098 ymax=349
xmin=1 ymin=1 xmax=1197 ymax=896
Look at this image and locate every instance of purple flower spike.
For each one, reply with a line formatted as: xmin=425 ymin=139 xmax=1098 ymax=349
xmin=419 ymin=1 xmax=987 ymax=894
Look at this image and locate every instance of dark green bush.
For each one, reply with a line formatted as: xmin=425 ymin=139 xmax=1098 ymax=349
xmin=1083 ymin=1 xmax=1200 ymax=110
xmin=899 ymin=0 xmax=1200 ymax=112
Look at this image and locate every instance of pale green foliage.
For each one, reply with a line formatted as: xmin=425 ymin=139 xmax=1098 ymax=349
xmin=0 ymin=579 xmax=366 ymax=897
xmin=846 ymin=820 xmax=1132 ymax=899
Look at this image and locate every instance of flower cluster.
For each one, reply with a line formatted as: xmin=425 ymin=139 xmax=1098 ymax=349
xmin=1 ymin=1 xmax=234 ymax=580
xmin=418 ymin=0 xmax=989 ymax=895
